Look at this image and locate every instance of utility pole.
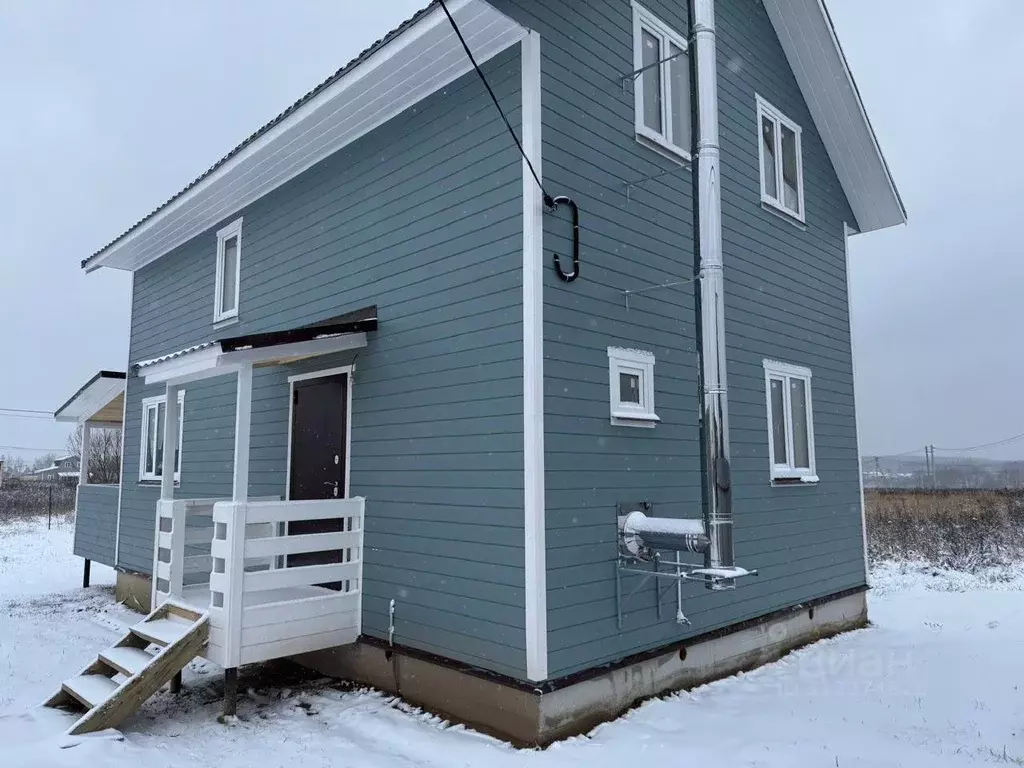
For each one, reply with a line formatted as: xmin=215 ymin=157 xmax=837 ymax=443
xmin=923 ymin=445 xmax=933 ymax=489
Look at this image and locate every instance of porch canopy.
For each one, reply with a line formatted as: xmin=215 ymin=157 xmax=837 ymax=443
xmin=54 ymin=370 xmax=126 ymax=426
xmin=54 ymin=370 xmax=126 ymax=489
xmin=134 ymin=306 xmax=376 ymax=503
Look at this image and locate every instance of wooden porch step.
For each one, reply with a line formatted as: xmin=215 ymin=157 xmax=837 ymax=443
xmin=132 ymin=616 xmax=193 ymax=647
xmin=42 ymin=600 xmax=209 ymax=736
xmin=62 ymin=675 xmax=119 ymax=710
xmin=100 ymin=647 xmax=155 ymax=678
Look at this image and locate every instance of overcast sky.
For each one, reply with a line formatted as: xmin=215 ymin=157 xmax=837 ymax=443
xmin=0 ymin=1 xmax=1021 ymax=464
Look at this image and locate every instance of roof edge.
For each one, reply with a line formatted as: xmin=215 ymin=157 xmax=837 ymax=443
xmin=817 ymin=0 xmax=906 ymax=226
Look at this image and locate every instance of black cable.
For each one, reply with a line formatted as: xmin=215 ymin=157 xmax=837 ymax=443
xmin=0 ymin=407 xmax=52 ymax=415
xmin=438 ymin=0 xmax=552 ymax=207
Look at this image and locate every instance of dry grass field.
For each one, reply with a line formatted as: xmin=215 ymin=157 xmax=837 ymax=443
xmin=866 ymin=488 xmax=1024 ymax=570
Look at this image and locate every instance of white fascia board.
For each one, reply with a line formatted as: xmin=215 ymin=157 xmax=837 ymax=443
xmin=138 ymin=345 xmax=225 ymax=385
xmin=761 ymin=0 xmax=905 ymax=233
xmin=138 ymin=332 xmax=368 ymax=385
xmin=86 ymin=0 xmax=527 ymax=273
xmin=54 ymin=376 xmax=126 ymax=423
xmin=221 ymin=332 xmax=368 ymax=366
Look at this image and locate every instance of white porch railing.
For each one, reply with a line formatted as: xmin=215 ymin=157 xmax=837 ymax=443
xmin=152 ymin=497 xmax=221 ymax=607
xmin=208 ymin=497 xmax=364 ymax=668
xmin=151 ymin=496 xmax=364 ymax=669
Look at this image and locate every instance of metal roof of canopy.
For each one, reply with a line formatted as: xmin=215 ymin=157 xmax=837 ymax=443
xmin=54 ymin=371 xmax=127 ymax=425
xmin=135 ymin=307 xmax=378 ymax=386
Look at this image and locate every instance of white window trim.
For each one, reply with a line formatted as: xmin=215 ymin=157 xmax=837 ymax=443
xmin=632 ymin=2 xmax=691 ymax=163
xmin=214 ymin=217 xmax=243 ymax=323
xmin=608 ymin=347 xmax=660 ymax=428
xmin=139 ymin=390 xmax=185 ymax=483
xmin=755 ymin=95 xmax=805 ymax=222
xmin=762 ymin=359 xmax=817 ymax=484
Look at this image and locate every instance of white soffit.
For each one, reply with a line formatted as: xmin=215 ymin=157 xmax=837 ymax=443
xmin=762 ymin=0 xmax=906 ymax=233
xmin=54 ymin=372 xmax=127 ymax=424
xmin=86 ymin=0 xmax=526 ymax=272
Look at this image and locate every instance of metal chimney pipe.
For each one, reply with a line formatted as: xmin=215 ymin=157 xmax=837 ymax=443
xmin=692 ymin=0 xmax=735 ymax=589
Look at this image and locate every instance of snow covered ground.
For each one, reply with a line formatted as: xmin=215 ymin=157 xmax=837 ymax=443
xmin=2 ymin=518 xmax=1023 ymax=767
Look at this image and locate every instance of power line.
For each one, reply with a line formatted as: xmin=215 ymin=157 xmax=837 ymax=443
xmin=933 ymin=431 xmax=1024 ymax=453
xmin=0 ymin=407 xmax=52 ymax=416
xmin=0 ymin=412 xmax=54 ymax=421
xmin=0 ymin=445 xmax=66 ymax=453
xmin=438 ymin=0 xmax=551 ymax=206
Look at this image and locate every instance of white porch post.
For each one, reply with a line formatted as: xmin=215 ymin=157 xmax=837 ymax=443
xmin=161 ymin=384 xmax=181 ymax=501
xmin=159 ymin=383 xmax=183 ymax=601
xmin=223 ymin=363 xmax=253 ymax=715
xmin=79 ymin=421 xmax=92 ymax=487
xmin=232 ymin=364 xmax=253 ymax=502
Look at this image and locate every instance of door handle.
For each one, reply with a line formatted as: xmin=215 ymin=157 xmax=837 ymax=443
xmin=324 ymin=481 xmax=339 ymax=497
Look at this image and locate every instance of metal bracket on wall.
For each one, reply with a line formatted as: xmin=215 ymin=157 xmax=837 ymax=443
xmin=614 ymin=501 xmax=759 ymax=630
xmin=621 ymin=274 xmax=699 ymax=310
xmin=623 ymin=163 xmax=691 ymax=203
xmin=618 ymin=47 xmax=689 ymax=94
xmin=615 ymin=501 xmax=673 ymax=628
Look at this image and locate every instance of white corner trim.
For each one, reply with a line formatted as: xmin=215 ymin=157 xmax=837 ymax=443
xmin=844 ymin=222 xmax=869 ymax=581
xmin=114 ymin=274 xmax=133 ymax=569
xmin=521 ymin=30 xmax=547 ymax=683
xmin=214 ymin=216 xmax=242 ymax=323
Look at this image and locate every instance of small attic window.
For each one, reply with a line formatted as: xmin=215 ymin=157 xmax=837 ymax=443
xmin=608 ymin=347 xmax=659 ymax=428
xmin=756 ymin=95 xmax=804 ymax=221
xmin=632 ymin=2 xmax=691 ymax=162
xmin=214 ymin=217 xmax=242 ymax=323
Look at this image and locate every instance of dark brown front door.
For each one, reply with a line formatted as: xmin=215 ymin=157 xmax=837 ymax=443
xmin=287 ymin=373 xmax=347 ymax=577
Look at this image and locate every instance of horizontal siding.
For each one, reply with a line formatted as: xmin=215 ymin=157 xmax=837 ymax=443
xmin=119 ymin=49 xmax=528 ymax=679
xmin=715 ymin=0 xmax=866 ymax=654
xmin=492 ymin=0 xmax=703 ymax=680
xmin=73 ymin=484 xmax=118 ymax=566
xmin=492 ymin=0 xmax=866 ymax=679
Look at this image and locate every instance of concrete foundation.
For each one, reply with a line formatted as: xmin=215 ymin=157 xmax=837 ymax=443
xmin=115 ymin=570 xmax=152 ymax=614
xmin=296 ymin=588 xmax=868 ymax=746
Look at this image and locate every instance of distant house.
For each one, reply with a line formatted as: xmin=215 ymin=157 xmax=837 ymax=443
xmin=62 ymin=0 xmax=904 ymax=744
xmin=29 ymin=456 xmax=80 ymax=484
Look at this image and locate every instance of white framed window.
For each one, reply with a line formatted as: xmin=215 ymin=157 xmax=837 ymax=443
xmin=139 ymin=391 xmax=185 ymax=482
xmin=214 ymin=217 xmax=242 ymax=323
xmin=632 ymin=2 xmax=691 ymax=161
xmin=763 ymin=360 xmax=817 ymax=483
xmin=756 ymin=95 xmax=805 ymax=221
xmin=608 ymin=347 xmax=659 ymax=427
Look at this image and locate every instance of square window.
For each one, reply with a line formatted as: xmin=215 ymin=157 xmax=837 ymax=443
xmin=608 ymin=347 xmax=659 ymax=427
xmin=762 ymin=360 xmax=816 ymax=483
xmin=214 ymin=217 xmax=242 ymax=323
xmin=140 ymin=390 xmax=185 ymax=482
xmin=632 ymin=3 xmax=691 ymax=162
xmin=756 ymin=96 xmax=804 ymax=221
xmin=620 ymin=372 xmax=641 ymax=404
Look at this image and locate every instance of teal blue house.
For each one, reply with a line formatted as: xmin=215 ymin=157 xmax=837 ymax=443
xmin=67 ymin=0 xmax=904 ymax=744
